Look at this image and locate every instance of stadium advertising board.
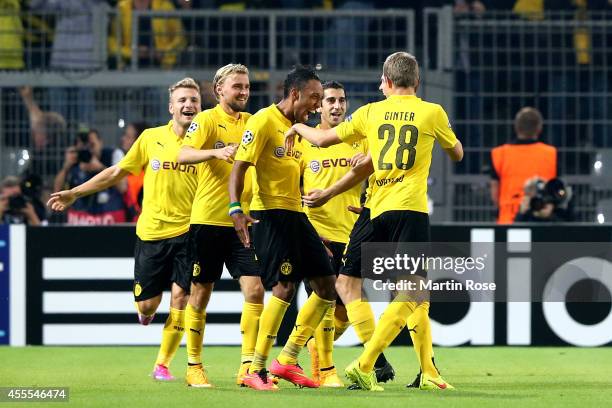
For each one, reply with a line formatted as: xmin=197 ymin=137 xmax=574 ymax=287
xmin=13 ymin=225 xmax=612 ymax=346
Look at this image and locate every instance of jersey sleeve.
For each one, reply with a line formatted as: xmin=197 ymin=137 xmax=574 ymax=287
xmin=182 ymin=111 xmax=212 ymax=149
xmin=118 ymin=132 xmax=148 ymax=175
xmin=336 ymin=104 xmax=369 ymax=144
xmin=433 ymin=105 xmax=459 ymax=149
xmin=235 ymin=115 xmax=267 ymax=165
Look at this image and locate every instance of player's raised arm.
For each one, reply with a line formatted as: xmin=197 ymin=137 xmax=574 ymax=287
xmin=444 ymin=140 xmax=464 ymax=162
xmin=229 ymin=160 xmax=258 ymax=247
xmin=47 ymin=165 xmax=129 ymax=212
xmin=177 ymin=144 xmax=238 ymax=164
xmin=303 ymin=152 xmax=373 ymax=208
xmin=285 ymin=123 xmax=341 ymax=151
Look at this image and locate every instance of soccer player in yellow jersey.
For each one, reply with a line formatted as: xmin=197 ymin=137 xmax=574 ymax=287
xmin=228 ymin=66 xmax=336 ymax=391
xmin=47 ymin=78 xmax=202 ymax=382
xmin=175 ymin=64 xmax=266 ymax=387
xmin=285 ymin=52 xmax=464 ymax=391
xmin=300 ymin=82 xmax=396 ymax=387
xmin=299 ymin=81 xmax=364 ymax=387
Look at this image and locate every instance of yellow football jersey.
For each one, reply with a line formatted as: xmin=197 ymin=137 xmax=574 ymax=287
xmin=336 ymin=95 xmax=458 ymax=219
xmin=300 ymin=136 xmax=367 ymax=243
xmin=119 ymin=121 xmax=199 ymax=240
xmin=235 ymin=104 xmax=303 ymax=212
xmin=183 ymin=105 xmax=253 ymax=226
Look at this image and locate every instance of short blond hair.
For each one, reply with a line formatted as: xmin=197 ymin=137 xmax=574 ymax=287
xmin=383 ymin=52 xmax=419 ymax=89
xmin=168 ymin=77 xmax=200 ymax=101
xmin=212 ymin=63 xmax=249 ymax=99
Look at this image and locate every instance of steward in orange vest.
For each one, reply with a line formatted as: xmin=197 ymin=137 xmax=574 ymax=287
xmin=490 ymin=107 xmax=557 ymax=224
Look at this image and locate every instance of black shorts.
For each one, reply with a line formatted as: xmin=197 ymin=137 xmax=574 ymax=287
xmin=304 ymin=240 xmax=346 ymax=305
xmin=372 ymin=210 xmax=430 ymax=242
xmin=189 ymin=224 xmax=259 ymax=283
xmin=133 ymin=232 xmax=191 ymax=301
xmin=372 ymin=209 xmax=430 ymax=278
xmin=339 ymin=207 xmax=373 ymax=278
xmin=250 ymin=209 xmax=335 ymax=289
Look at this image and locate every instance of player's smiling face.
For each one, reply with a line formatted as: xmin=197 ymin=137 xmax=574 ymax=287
xmin=320 ymin=88 xmax=346 ymax=128
xmin=218 ymin=73 xmax=250 ymax=113
xmin=169 ymin=87 xmax=201 ymax=127
xmin=293 ymin=79 xmax=323 ymax=124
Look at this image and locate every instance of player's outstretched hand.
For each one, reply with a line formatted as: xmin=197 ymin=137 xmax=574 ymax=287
xmin=284 ymin=126 xmax=299 ymax=154
xmin=320 ymin=236 xmax=334 ymax=258
xmin=347 ymin=205 xmax=363 ymax=214
xmin=303 ymin=189 xmax=331 ymax=208
xmin=231 ymin=212 xmax=259 ymax=248
xmin=349 ymin=152 xmax=366 ymax=167
xmin=47 ymin=190 xmax=77 ymax=212
xmin=215 ymin=145 xmax=238 ymax=162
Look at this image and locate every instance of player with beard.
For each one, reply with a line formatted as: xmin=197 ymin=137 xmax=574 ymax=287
xmin=177 ymin=64 xmax=267 ymax=388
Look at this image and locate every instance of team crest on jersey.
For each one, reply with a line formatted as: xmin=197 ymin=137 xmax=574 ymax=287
xmin=242 ymin=130 xmax=254 ymax=145
xmin=192 ymin=262 xmax=201 ymax=277
xmin=274 ymin=146 xmax=285 ymax=158
xmin=214 ymin=141 xmax=225 ymax=149
xmin=280 ymin=261 xmax=293 ymax=275
xmin=309 ymin=160 xmax=321 ymax=173
xmin=187 ymin=122 xmax=199 ymax=134
xmin=134 ymin=283 xmax=142 ymax=297
xmin=151 ymin=158 xmax=161 ymax=171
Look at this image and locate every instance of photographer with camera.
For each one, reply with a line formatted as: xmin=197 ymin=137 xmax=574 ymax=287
xmin=53 ymin=128 xmax=126 ymax=224
xmin=515 ymin=177 xmax=574 ymax=222
xmin=490 ymin=107 xmax=558 ymax=224
xmin=0 ymin=176 xmax=42 ymax=226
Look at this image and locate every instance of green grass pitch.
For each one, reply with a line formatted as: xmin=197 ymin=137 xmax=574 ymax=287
xmin=2 ymin=346 xmax=612 ymax=407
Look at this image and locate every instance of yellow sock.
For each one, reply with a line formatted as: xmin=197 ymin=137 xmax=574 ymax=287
xmin=278 ymin=292 xmax=334 ymax=366
xmin=155 ymin=307 xmax=185 ymax=367
xmin=315 ymin=306 xmax=335 ymax=369
xmin=333 ymin=314 xmax=350 ymax=341
xmin=249 ymin=296 xmax=290 ymax=373
xmin=358 ymin=301 xmax=413 ymax=372
xmin=407 ymin=302 xmax=438 ymax=377
xmin=240 ymin=302 xmax=263 ymax=364
xmin=185 ymin=304 xmax=205 ymax=365
xmin=346 ymin=299 xmax=376 ymax=343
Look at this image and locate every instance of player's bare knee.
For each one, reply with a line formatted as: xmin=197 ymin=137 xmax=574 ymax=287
xmin=272 ymin=281 xmax=295 ymax=302
xmin=335 ymin=277 xmax=349 ymax=299
xmin=188 ymin=282 xmax=214 ymax=310
xmin=137 ymin=299 xmax=159 ymax=317
xmin=244 ymin=284 xmax=265 ymax=303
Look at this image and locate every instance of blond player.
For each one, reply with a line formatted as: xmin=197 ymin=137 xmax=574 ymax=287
xmin=175 ymin=64 xmax=267 ymax=387
xmin=48 ymin=78 xmax=202 ymax=381
xmin=286 ymin=52 xmax=463 ymax=391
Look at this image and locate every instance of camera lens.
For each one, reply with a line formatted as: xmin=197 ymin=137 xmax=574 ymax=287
xmin=8 ymin=195 xmax=27 ymax=212
xmin=77 ymin=149 xmax=93 ymax=163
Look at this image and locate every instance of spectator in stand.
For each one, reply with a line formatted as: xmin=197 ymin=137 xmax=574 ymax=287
xmin=489 ymin=107 xmax=557 ymax=224
xmin=109 ymin=0 xmax=186 ymax=69
xmin=19 ymin=86 xmax=68 ymax=184
xmin=120 ymin=122 xmax=148 ymax=222
xmin=30 ymin=0 xmax=107 ymax=125
xmin=0 ymin=0 xmax=24 ymax=70
xmin=0 ymin=176 xmax=42 ymax=225
xmin=54 ymin=128 xmax=127 ymax=224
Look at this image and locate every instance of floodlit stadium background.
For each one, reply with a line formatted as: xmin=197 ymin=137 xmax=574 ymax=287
xmin=1 ymin=3 xmax=611 ymax=349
